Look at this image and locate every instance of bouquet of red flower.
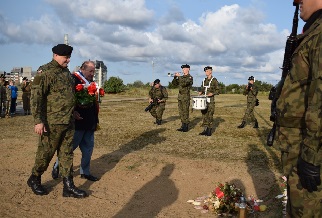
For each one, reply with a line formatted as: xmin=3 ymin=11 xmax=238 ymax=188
xmin=75 ymin=82 xmax=105 ymax=107
xmin=204 ymin=182 xmax=244 ymax=215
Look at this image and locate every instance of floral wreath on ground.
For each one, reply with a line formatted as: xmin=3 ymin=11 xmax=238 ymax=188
xmin=75 ymin=82 xmax=105 ymax=107
xmin=188 ymin=182 xmax=268 ymax=216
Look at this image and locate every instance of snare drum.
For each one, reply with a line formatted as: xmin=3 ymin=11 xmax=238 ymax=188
xmin=192 ymin=96 xmax=207 ymax=110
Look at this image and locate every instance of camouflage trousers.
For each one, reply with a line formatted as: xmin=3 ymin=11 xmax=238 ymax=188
xmin=22 ymin=92 xmax=31 ymax=111
xmin=201 ymin=102 xmax=215 ymax=128
xmin=275 ymin=126 xmax=322 ymax=217
xmin=31 ymin=123 xmax=74 ymax=178
xmin=150 ymin=103 xmax=165 ymax=121
xmin=4 ymin=100 xmax=11 ymax=116
xmin=178 ymin=98 xmax=190 ymax=123
xmin=242 ymin=102 xmax=257 ymax=123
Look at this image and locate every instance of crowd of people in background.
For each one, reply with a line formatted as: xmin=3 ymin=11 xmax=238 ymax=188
xmin=0 ymin=74 xmax=30 ymax=118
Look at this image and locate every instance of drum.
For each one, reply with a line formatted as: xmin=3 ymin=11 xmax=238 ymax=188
xmin=192 ymin=96 xmax=207 ymax=110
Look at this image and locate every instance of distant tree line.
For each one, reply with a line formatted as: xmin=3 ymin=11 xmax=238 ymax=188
xmin=103 ymin=77 xmax=273 ymax=94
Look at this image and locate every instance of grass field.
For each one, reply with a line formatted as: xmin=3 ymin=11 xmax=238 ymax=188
xmin=0 ymin=91 xmax=285 ymax=217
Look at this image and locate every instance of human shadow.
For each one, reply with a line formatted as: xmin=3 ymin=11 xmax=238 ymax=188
xmin=112 ymin=163 xmax=178 ymax=218
xmin=78 ymin=128 xmax=167 ymax=191
xmin=212 ymin=117 xmax=225 ymax=133
xmin=246 ymin=143 xmax=282 ymax=216
xmin=162 ymin=115 xmax=180 ymax=124
xmin=43 ymin=128 xmax=167 ymax=192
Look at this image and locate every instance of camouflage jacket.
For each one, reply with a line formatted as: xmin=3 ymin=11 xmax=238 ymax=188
xmin=21 ymin=81 xmax=31 ymax=93
xmin=31 ymin=60 xmax=75 ymax=125
xmin=172 ymin=74 xmax=193 ymax=100
xmin=243 ymin=85 xmax=258 ymax=104
xmin=149 ymin=86 xmax=168 ymax=103
xmin=276 ymin=15 xmax=322 ymax=165
xmin=5 ymin=86 xmax=11 ymax=101
xmin=200 ymin=76 xmax=220 ymax=103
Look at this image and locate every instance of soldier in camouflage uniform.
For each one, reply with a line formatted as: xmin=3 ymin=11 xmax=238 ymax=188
xmin=21 ymin=77 xmax=31 ymax=115
xmin=172 ymin=64 xmax=193 ymax=132
xmin=198 ymin=66 xmax=220 ymax=136
xmin=27 ymin=44 xmax=87 ymax=198
xmin=274 ymin=1 xmax=322 ymax=216
xmin=0 ymin=74 xmax=5 ymax=118
xmin=4 ymin=81 xmax=11 ymax=118
xmin=237 ymin=76 xmax=259 ymax=128
xmin=148 ymin=79 xmax=168 ymax=125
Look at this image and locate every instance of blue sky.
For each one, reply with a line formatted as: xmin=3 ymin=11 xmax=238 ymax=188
xmin=0 ymin=0 xmax=304 ymax=86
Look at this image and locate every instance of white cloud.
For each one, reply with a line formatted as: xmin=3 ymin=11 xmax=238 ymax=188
xmin=0 ymin=0 xmax=291 ymax=84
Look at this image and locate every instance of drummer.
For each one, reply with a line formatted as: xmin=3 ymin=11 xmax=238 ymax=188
xmin=198 ymin=66 xmax=220 ymax=136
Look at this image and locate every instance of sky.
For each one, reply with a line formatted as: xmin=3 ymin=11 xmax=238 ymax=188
xmin=0 ymin=0 xmax=304 ymax=86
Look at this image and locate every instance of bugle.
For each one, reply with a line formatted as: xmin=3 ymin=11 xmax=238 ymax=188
xmin=168 ymin=72 xmax=182 ymax=77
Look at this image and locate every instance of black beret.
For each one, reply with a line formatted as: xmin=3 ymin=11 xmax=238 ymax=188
xmin=153 ymin=79 xmax=160 ymax=85
xmin=204 ymin=66 xmax=212 ymax=71
xmin=248 ymin=76 xmax=255 ymax=81
xmin=181 ymin=64 xmax=190 ymax=69
xmin=52 ymin=44 xmax=73 ymax=56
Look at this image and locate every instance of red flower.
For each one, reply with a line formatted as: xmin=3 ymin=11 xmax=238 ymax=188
xmin=76 ymin=84 xmax=84 ymax=92
xmin=87 ymin=82 xmax=97 ymax=95
xmin=215 ymin=187 xmax=224 ymax=199
xmin=99 ymin=88 xmax=105 ymax=97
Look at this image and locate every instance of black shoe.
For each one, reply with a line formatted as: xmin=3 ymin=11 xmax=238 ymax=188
xmin=156 ymin=119 xmax=162 ymax=125
xmin=177 ymin=123 xmax=184 ymax=131
xmin=205 ymin=128 xmax=212 ymax=136
xmin=237 ymin=121 xmax=246 ymax=128
xmin=81 ymin=174 xmax=99 ymax=181
xmin=63 ymin=176 xmax=88 ymax=198
xmin=199 ymin=128 xmax=207 ymax=135
xmin=27 ymin=174 xmax=48 ymax=196
xmin=253 ymin=121 xmax=259 ymax=128
xmin=51 ymin=165 xmax=59 ymax=180
xmin=182 ymin=123 xmax=189 ymax=132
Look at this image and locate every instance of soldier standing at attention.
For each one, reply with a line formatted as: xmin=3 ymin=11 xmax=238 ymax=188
xmin=172 ymin=64 xmax=193 ymax=132
xmin=27 ymin=44 xmax=87 ymax=198
xmin=275 ymin=0 xmax=322 ymax=216
xmin=4 ymin=80 xmax=11 ymax=118
xmin=21 ymin=77 xmax=31 ymax=115
xmin=0 ymin=74 xmax=5 ymax=118
xmin=148 ymin=79 xmax=168 ymax=125
xmin=237 ymin=76 xmax=259 ymax=128
xmin=198 ymin=66 xmax=220 ymax=136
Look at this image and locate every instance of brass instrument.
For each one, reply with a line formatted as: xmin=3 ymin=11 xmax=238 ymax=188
xmin=168 ymin=72 xmax=182 ymax=77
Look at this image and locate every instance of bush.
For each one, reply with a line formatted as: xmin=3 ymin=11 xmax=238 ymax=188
xmin=104 ymin=76 xmax=125 ymax=93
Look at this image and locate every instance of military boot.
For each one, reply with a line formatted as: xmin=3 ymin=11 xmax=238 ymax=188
xmin=199 ymin=127 xmax=207 ymax=135
xmin=182 ymin=123 xmax=189 ymax=132
xmin=51 ymin=165 xmax=59 ymax=180
xmin=27 ymin=174 xmax=48 ymax=195
xmin=156 ymin=119 xmax=162 ymax=125
xmin=253 ymin=120 xmax=259 ymax=128
xmin=177 ymin=123 xmax=184 ymax=131
xmin=63 ymin=176 xmax=88 ymax=198
xmin=237 ymin=121 xmax=246 ymax=128
xmin=205 ymin=128 xmax=212 ymax=136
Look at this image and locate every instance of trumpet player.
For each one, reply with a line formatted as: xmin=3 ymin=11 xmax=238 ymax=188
xmin=198 ymin=66 xmax=219 ymax=136
xmin=171 ymin=64 xmax=193 ymax=132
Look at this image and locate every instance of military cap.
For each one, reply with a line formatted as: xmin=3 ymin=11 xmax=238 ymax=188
xmin=204 ymin=66 xmax=212 ymax=71
xmin=22 ymin=77 xmax=28 ymax=81
xmin=181 ymin=64 xmax=190 ymax=69
xmin=248 ymin=76 xmax=255 ymax=81
xmin=153 ymin=79 xmax=160 ymax=85
xmin=52 ymin=44 xmax=73 ymax=56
